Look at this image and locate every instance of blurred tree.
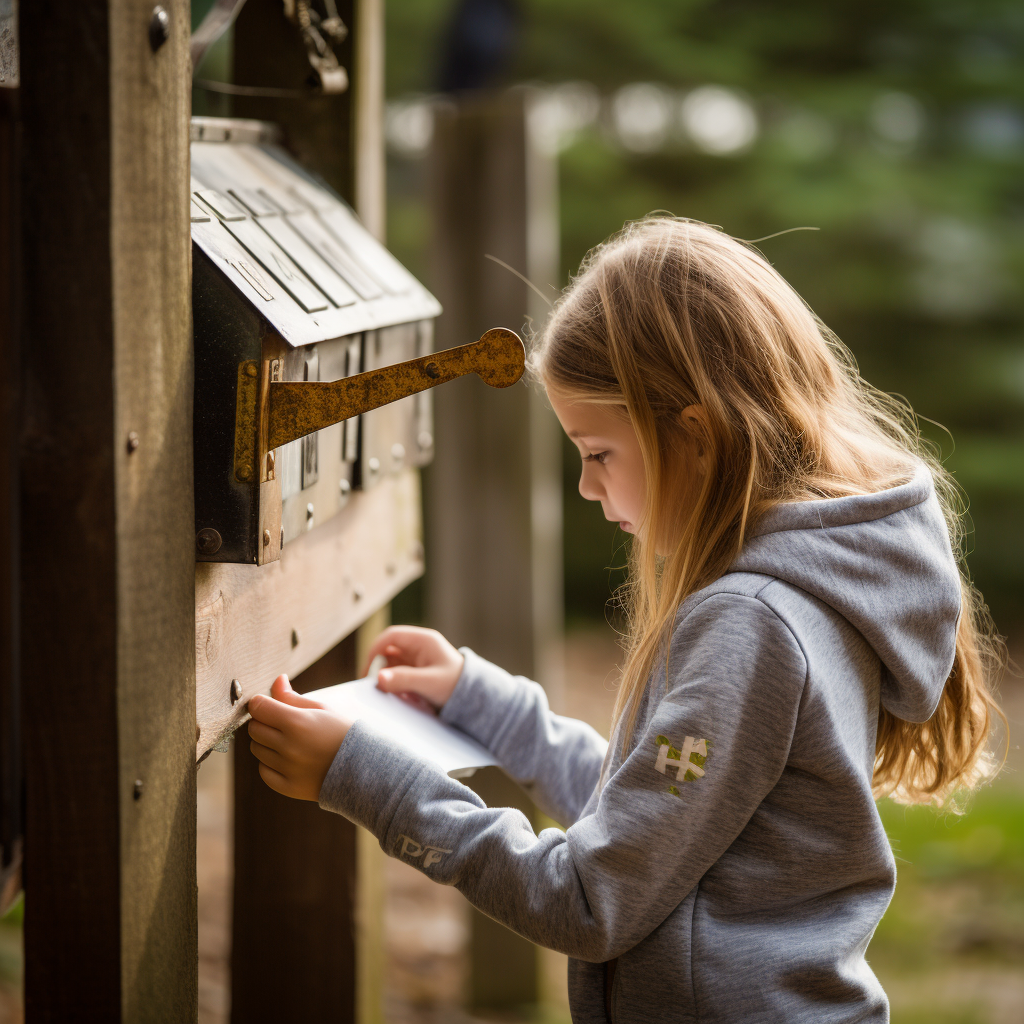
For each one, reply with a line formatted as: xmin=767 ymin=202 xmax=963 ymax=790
xmin=388 ymin=0 xmax=1024 ymax=624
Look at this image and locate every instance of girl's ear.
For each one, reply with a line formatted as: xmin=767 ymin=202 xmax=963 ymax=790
xmin=679 ymin=404 xmax=709 ymax=467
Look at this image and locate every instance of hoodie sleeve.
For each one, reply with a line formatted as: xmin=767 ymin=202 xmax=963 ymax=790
xmin=436 ymin=647 xmax=608 ymax=826
xmin=319 ymin=593 xmax=806 ymax=962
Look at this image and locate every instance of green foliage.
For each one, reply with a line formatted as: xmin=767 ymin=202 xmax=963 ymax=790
xmin=870 ymin=789 xmax=1024 ymax=1021
xmin=387 ymin=0 xmax=1024 ymax=625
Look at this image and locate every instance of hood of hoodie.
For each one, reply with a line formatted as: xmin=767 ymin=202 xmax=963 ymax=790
xmin=729 ymin=464 xmax=961 ymax=723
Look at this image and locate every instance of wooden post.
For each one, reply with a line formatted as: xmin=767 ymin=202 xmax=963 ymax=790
xmin=0 ymin=47 xmax=21 ymax=918
xmin=229 ymin=3 xmax=388 ymax=1022
xmin=231 ymin=637 xmax=359 ymax=1024
xmin=19 ymin=0 xmax=196 ymax=1019
xmin=426 ymin=87 xmax=563 ymax=1013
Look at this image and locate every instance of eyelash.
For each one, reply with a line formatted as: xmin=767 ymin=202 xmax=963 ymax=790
xmin=583 ymin=451 xmax=609 ymax=465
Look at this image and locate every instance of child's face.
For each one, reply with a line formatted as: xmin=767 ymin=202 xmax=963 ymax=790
xmin=549 ymin=392 xmax=648 ymax=536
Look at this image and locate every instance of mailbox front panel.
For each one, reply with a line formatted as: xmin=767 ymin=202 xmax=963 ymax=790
xmin=191 ymin=118 xmax=442 ymax=563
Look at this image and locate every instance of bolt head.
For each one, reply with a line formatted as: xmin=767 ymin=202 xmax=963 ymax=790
xmin=424 ymin=362 xmax=440 ymax=379
xmin=148 ymin=6 xmax=170 ymax=52
xmin=196 ymin=528 xmax=223 ymax=555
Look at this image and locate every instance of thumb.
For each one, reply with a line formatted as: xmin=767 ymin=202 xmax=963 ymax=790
xmin=270 ymin=674 xmax=325 ymax=710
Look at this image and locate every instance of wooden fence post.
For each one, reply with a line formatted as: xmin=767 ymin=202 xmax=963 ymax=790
xmin=229 ymin=2 xmax=388 ymax=1021
xmin=426 ymin=86 xmax=563 ymax=1013
xmin=19 ymin=0 xmax=196 ymax=1019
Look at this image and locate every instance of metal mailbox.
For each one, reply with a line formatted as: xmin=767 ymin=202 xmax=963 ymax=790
xmin=189 ymin=117 xmax=524 ymax=564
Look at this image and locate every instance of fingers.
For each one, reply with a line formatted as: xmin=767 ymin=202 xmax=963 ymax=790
xmin=271 ymin=675 xmax=325 ymax=710
xmin=248 ymin=692 xmax=305 ymax=730
xmin=376 ymin=664 xmax=434 ymax=694
xmin=256 ymin=761 xmax=292 ymax=798
xmin=362 ymin=625 xmax=437 ymax=675
xmin=247 ymin=718 xmax=283 ymax=749
xmin=249 ymin=739 xmax=288 ymax=775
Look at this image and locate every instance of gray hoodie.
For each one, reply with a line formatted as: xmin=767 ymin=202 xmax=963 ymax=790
xmin=320 ymin=465 xmax=961 ymax=1023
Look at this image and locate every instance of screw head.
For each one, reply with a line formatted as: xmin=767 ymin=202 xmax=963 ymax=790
xmin=133 ymin=779 xmax=144 ymax=800
xmin=127 ymin=431 xmax=140 ymax=453
xmin=368 ymin=457 xmax=381 ymax=475
xmin=230 ymin=679 xmax=242 ymax=704
xmin=148 ymin=6 xmax=170 ymax=52
xmin=196 ymin=528 xmax=223 ymax=555
xmin=424 ymin=361 xmax=440 ymax=379
xmin=263 ymin=529 xmax=271 ymax=547
xmin=391 ymin=442 xmax=406 ymax=464
xmin=238 ymin=464 xmax=253 ymax=482
xmin=291 ymin=628 xmax=300 ymax=648
xmin=418 ymin=430 xmax=433 ymax=451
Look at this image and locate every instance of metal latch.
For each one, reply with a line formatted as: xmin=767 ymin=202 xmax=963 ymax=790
xmin=234 ymin=327 xmax=525 ymax=482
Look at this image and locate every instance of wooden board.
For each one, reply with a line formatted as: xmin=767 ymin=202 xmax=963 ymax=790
xmin=231 ymin=635 xmax=359 ymax=1024
xmin=20 ymin=0 xmax=197 ymax=1019
xmin=196 ymin=468 xmax=422 ymax=758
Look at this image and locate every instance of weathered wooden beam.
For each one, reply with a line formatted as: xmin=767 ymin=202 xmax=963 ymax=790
xmin=227 ymin=2 xmax=392 ymax=1023
xmin=196 ymin=468 xmax=422 ymax=757
xmin=19 ymin=0 xmax=196 ymax=1019
xmin=231 ymin=635 xmax=359 ymax=1024
xmin=427 ymin=87 xmax=563 ymax=1014
xmin=0 ymin=66 xmax=21 ymax=918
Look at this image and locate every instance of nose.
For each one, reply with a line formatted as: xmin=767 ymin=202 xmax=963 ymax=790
xmin=579 ymin=463 xmax=604 ymax=502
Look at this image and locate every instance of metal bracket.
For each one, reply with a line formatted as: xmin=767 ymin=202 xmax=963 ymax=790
xmin=264 ymin=327 xmax=526 ymax=451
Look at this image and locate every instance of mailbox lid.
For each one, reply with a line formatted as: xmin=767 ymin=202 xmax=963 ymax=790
xmin=189 ymin=121 xmax=441 ymax=348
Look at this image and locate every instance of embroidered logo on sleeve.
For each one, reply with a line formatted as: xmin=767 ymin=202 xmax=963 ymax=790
xmin=399 ymin=834 xmax=452 ymax=868
xmin=655 ymin=735 xmax=711 ymax=796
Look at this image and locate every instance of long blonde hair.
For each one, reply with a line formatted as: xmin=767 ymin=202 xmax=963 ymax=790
xmin=533 ymin=216 xmax=1004 ymax=808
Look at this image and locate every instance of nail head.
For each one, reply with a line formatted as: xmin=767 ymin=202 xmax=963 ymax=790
xmin=148 ymin=6 xmax=170 ymax=52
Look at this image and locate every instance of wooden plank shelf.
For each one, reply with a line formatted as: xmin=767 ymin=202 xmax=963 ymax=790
xmin=196 ymin=468 xmax=423 ymax=759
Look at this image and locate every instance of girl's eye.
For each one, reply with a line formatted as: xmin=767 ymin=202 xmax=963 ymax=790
xmin=583 ymin=451 xmax=609 ymax=465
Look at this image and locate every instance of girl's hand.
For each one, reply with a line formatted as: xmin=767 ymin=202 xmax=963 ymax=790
xmin=247 ymin=675 xmax=352 ymax=801
xmin=363 ymin=625 xmax=465 ymax=709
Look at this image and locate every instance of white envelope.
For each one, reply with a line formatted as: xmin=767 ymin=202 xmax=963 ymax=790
xmin=307 ymin=672 xmax=497 ymax=779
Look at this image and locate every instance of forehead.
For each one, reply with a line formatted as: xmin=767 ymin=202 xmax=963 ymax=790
xmin=548 ymin=392 xmax=630 ymax=439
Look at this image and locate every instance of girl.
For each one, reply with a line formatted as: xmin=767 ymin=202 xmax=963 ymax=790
xmin=247 ymin=218 xmax=1004 ymax=1023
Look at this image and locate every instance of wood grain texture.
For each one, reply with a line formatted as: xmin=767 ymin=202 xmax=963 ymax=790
xmin=110 ymin=2 xmax=197 ymax=1020
xmin=231 ymin=635 xmax=358 ymax=1024
xmin=426 ymin=90 xmax=564 ymax=1012
xmin=196 ymin=468 xmax=423 ymax=757
xmin=20 ymin=0 xmax=196 ymax=1020
xmin=0 ymin=83 xmax=21 ymax=917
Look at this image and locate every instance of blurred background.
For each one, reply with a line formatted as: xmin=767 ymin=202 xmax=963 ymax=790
xmin=387 ymin=1 xmax=1024 ymax=1021
xmin=4 ymin=0 xmax=1023 ymax=1021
